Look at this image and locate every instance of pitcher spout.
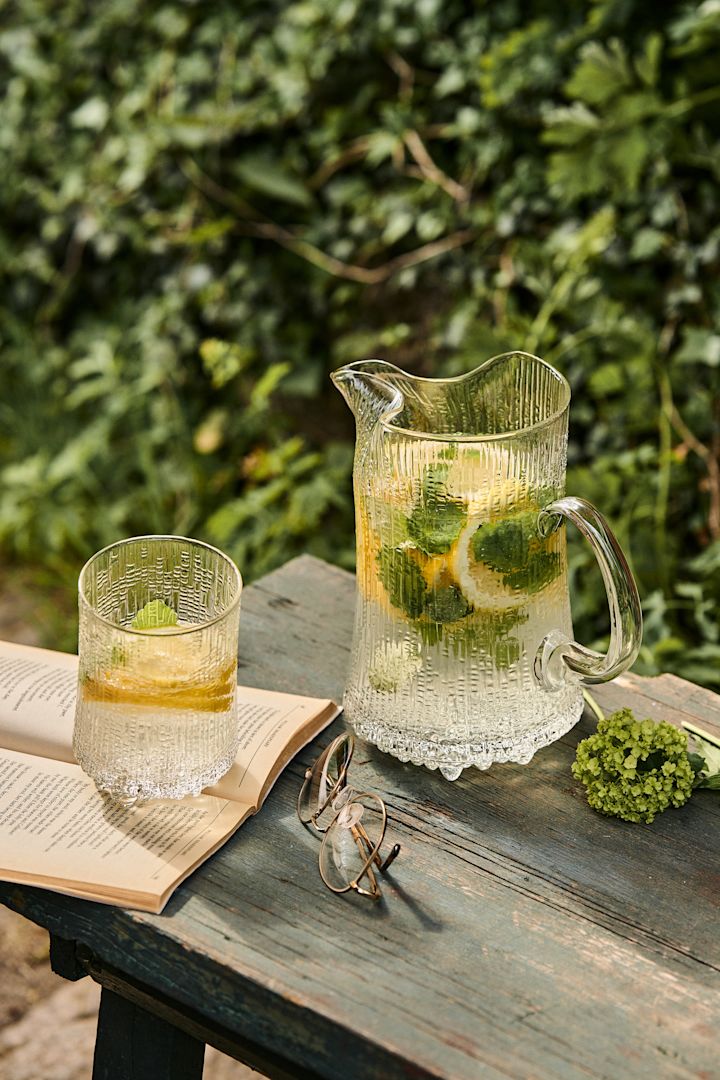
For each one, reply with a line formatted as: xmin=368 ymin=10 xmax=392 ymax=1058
xmin=331 ymin=360 xmax=405 ymax=432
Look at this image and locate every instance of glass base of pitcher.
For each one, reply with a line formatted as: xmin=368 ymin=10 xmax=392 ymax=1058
xmin=345 ymin=690 xmax=584 ymax=780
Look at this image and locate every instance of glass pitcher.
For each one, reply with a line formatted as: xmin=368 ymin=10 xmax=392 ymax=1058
xmin=332 ymin=352 xmax=642 ymax=780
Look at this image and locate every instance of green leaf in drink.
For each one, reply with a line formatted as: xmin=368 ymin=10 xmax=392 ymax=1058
xmin=377 ymin=546 xmax=428 ymax=619
xmin=423 ymin=584 xmax=473 ymax=624
xmin=472 ymin=513 xmax=536 ymax=574
xmin=471 ymin=508 xmax=561 ymax=594
xmin=132 ymin=599 xmax=179 ymax=630
xmin=502 ymin=550 xmax=561 ymax=594
xmin=407 ymin=465 xmax=467 ymax=556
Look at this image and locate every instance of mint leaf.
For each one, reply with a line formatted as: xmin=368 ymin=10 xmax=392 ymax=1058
xmin=408 ymin=497 xmax=466 ymax=554
xmin=494 ymin=636 xmax=521 ymax=668
xmin=472 ymin=509 xmax=561 ymax=594
xmin=472 ymin=513 xmax=535 ymax=574
xmin=424 ymin=584 xmax=472 ymax=624
xmin=422 ymin=463 xmax=451 ymax=490
xmin=407 ymin=465 xmax=467 ymax=555
xmin=438 ymin=443 xmax=459 ymax=460
xmin=414 ymin=604 xmax=526 ymax=667
xmin=503 ymin=550 xmax=561 ymax=594
xmin=468 ymin=606 xmax=526 ymax=668
xmin=110 ymin=644 xmax=128 ymax=667
xmin=132 ymin=599 xmax=179 ymax=629
xmin=377 ymin=546 xmax=427 ymax=618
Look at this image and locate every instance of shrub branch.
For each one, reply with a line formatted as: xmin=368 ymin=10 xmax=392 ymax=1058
xmin=180 ymin=157 xmax=476 ymax=284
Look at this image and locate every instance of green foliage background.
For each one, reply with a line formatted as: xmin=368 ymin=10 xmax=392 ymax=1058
xmin=1 ymin=0 xmax=719 ymax=685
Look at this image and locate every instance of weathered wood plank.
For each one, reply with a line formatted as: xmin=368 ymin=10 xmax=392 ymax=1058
xmin=2 ymin=555 xmax=719 ymax=1080
xmin=84 ymin=955 xmax=324 ymax=1080
xmin=49 ymin=932 xmax=86 ymax=981
xmin=593 ymin=670 xmax=720 ymax=737
xmin=92 ymin=986 xmax=205 ymax=1080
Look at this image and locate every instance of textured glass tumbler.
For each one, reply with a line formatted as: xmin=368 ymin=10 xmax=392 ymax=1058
xmin=333 ymin=352 xmax=642 ymax=780
xmin=73 ymin=535 xmax=242 ymax=804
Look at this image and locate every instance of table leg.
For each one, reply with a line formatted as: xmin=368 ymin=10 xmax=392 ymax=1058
xmin=92 ymin=986 xmax=206 ymax=1080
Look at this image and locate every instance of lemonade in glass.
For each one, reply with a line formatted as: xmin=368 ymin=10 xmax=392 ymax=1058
xmin=73 ymin=536 xmax=242 ymax=803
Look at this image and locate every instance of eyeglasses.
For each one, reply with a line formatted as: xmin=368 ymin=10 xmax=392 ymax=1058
xmin=297 ymin=733 xmax=400 ymax=899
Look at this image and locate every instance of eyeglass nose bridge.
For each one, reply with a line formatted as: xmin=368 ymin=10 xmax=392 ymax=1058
xmin=321 ymin=792 xmax=401 ymax=900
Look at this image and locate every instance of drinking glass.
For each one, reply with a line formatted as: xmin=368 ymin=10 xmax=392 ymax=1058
xmin=73 ymin=535 xmax=242 ymax=804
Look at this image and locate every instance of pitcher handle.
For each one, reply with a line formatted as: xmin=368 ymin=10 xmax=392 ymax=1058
xmin=534 ymin=497 xmax=642 ymax=691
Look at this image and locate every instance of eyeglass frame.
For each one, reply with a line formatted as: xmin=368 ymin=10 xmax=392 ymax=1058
xmin=297 ymin=733 xmax=400 ymax=899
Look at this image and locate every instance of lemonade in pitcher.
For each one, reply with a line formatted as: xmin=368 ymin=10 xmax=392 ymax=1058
xmin=333 ymin=354 xmax=642 ymax=779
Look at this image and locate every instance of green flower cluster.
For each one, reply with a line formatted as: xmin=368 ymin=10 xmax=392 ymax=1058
xmin=572 ymin=709 xmax=695 ymax=824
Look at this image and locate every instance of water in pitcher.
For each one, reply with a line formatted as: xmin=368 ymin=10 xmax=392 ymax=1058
xmin=344 ymin=440 xmax=581 ymax=778
xmin=73 ymin=628 xmax=239 ymax=802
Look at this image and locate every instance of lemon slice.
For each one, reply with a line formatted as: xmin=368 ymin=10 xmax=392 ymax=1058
xmin=453 ymin=514 xmax=527 ymax=610
xmin=450 ymin=474 xmax=535 ymax=609
xmin=82 ymin=635 xmax=236 ymax=711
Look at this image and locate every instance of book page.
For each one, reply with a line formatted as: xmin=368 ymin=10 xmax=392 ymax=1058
xmin=205 ymin=688 xmax=340 ymax=807
xmin=0 ymin=641 xmax=78 ymax=762
xmin=0 ymin=748 xmax=250 ymax=912
xmin=0 ymin=640 xmax=340 ymax=804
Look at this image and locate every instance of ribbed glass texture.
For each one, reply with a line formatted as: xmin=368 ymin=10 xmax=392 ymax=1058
xmin=73 ymin=535 xmax=242 ymax=803
xmin=333 ymin=353 xmax=584 ymax=780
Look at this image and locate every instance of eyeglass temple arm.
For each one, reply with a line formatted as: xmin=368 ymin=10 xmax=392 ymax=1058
xmin=312 ymin=749 xmax=352 ymax=822
xmin=355 ymin=821 xmax=401 ymax=873
xmin=350 ymin=830 xmax=381 ymax=899
xmin=379 ymin=843 xmax=401 ymax=872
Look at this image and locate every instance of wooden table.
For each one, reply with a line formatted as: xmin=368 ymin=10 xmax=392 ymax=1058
xmin=1 ymin=556 xmax=718 ymax=1079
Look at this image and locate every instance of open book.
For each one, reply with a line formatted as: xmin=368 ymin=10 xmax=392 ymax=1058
xmin=0 ymin=639 xmax=340 ymax=913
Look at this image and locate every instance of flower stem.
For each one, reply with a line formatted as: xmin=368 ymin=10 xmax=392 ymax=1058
xmin=582 ymin=690 xmax=605 ymax=724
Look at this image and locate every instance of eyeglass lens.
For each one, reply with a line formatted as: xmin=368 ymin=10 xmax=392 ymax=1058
xmin=297 ymin=733 xmax=354 ymax=830
xmin=319 ymin=792 xmax=387 ymax=896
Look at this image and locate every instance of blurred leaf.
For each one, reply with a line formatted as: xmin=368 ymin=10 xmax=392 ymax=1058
xmin=71 ymin=97 xmax=109 ymax=130
xmin=630 ymin=227 xmax=668 ymax=260
xmin=565 ymin=40 xmax=633 ymax=106
xmin=635 ymin=33 xmax=663 ymax=88
xmin=200 ymin=339 xmax=254 ymax=388
xmin=250 ymin=362 xmax=291 ymax=409
xmin=194 ymin=409 xmax=227 ymax=455
xmin=235 ymin=154 xmax=312 ymax=207
xmin=675 ymin=329 xmax=720 ymax=367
